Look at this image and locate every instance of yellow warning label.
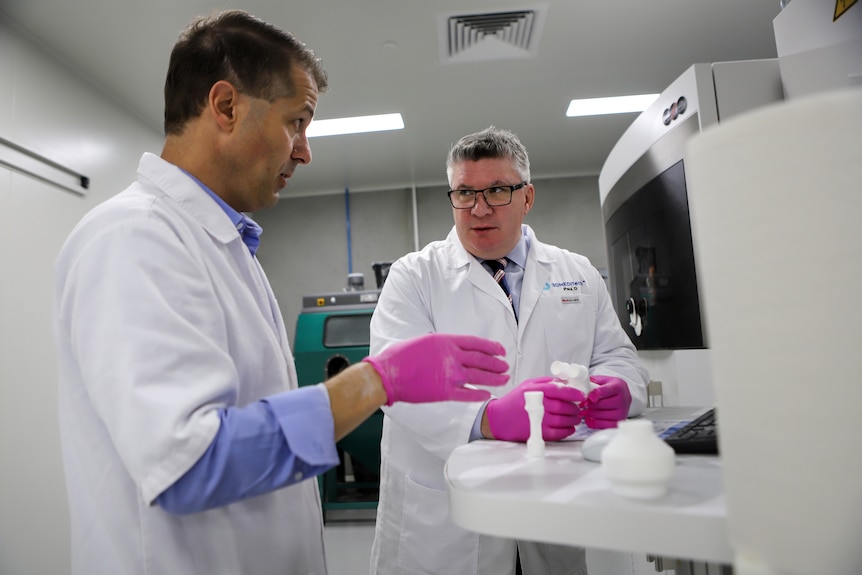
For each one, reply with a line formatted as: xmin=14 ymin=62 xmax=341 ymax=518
xmin=834 ymin=0 xmax=857 ymax=21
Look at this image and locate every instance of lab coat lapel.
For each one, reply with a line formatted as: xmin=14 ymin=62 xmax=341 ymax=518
xmin=139 ymin=153 xmax=239 ymax=245
xmin=446 ymin=229 xmax=513 ymax=307
xmin=466 ymin=258 xmax=512 ymax=303
xmin=517 ymin=227 xmax=552 ymax=329
xmin=251 ymin=261 xmax=291 ymax=351
xmin=140 ymin=153 xmax=289 ymax=353
xmin=446 ymin=227 xmax=519 ymax=328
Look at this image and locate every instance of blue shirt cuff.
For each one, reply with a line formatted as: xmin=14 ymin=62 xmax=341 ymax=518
xmin=263 ymin=384 xmax=339 ymax=467
xmin=469 ymin=399 xmax=491 ymax=441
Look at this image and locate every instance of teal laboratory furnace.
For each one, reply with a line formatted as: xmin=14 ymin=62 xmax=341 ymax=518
xmin=293 ymin=267 xmax=389 ymax=519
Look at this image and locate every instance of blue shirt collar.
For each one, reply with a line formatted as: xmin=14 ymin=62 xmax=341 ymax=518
xmin=480 ymin=226 xmax=529 ymax=269
xmin=181 ymin=170 xmax=262 ymax=256
xmin=506 ymin=228 xmax=529 ymax=269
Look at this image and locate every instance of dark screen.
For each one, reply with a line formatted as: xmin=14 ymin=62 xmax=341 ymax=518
xmin=605 ymin=160 xmax=705 ymax=350
xmin=324 ymin=314 xmax=373 ymax=347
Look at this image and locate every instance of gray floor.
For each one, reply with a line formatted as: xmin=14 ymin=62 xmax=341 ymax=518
xmin=323 ymin=509 xmax=377 ymax=575
xmin=320 ymin=512 xmax=704 ymax=575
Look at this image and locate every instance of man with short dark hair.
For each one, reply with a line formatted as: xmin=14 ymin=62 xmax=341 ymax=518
xmin=53 ymin=12 xmax=509 ymax=575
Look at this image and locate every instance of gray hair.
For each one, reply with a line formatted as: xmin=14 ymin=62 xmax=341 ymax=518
xmin=445 ymin=126 xmax=531 ymax=185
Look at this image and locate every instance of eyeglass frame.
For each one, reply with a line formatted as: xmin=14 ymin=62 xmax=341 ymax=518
xmin=447 ymin=181 xmax=529 ymax=209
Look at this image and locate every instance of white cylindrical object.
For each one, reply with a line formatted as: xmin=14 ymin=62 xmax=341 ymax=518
xmin=524 ymin=391 xmax=545 ymax=458
xmin=601 ymin=419 xmax=675 ymax=499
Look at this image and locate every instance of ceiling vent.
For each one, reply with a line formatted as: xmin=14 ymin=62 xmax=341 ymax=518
xmin=438 ymin=6 xmax=548 ymax=64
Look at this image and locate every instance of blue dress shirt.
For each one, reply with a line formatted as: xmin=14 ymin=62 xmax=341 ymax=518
xmin=156 ymin=173 xmax=338 ymax=515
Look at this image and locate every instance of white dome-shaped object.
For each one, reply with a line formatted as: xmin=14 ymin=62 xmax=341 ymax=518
xmin=601 ymin=419 xmax=675 ymax=499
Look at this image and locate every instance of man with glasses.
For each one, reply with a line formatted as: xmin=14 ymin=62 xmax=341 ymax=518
xmin=368 ymin=126 xmax=649 ymax=574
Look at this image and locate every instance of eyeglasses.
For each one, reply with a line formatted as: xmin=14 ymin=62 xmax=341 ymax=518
xmin=447 ymin=182 xmax=528 ymax=209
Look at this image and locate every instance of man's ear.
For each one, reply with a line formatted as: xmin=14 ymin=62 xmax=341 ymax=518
xmin=209 ymin=80 xmax=240 ymax=132
xmin=523 ymin=183 xmax=535 ymax=215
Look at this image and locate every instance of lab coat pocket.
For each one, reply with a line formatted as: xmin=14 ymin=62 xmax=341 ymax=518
xmin=397 ymin=475 xmax=478 ymax=574
xmin=537 ymin=292 xmax=597 ymax=363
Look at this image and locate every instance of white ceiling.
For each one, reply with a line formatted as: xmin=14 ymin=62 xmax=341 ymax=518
xmin=0 ymin=0 xmax=782 ymax=197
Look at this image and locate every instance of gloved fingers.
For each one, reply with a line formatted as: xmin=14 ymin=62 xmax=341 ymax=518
xmin=497 ymin=378 xmax=553 ymax=400
xmin=513 ymin=379 xmax=585 ymax=402
xmin=517 ymin=376 xmax=556 ymax=388
xmin=446 ymin=385 xmax=493 ymax=403
xmin=542 ymin=412 xmax=582 ymax=430
xmin=446 ymin=333 xmax=507 ymax=357
xmin=543 ymin=426 xmax=578 ymax=441
xmin=540 ymin=383 xmax=586 ymax=404
xmin=589 ymin=374 xmax=622 ymax=387
xmin=460 ymin=367 xmax=510 ymax=388
xmin=543 ymin=398 xmax=582 ymax=417
xmin=587 ymin=383 xmax=623 ymax=402
xmin=456 ymin=349 xmax=510 ymax=374
xmin=586 ymin=396 xmax=627 ymax=411
xmin=583 ymin=416 xmax=619 ymax=430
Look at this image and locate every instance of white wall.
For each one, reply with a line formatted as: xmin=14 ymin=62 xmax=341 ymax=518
xmin=638 ymin=349 xmax=715 ymax=407
xmin=0 ymin=16 xmax=162 ymax=575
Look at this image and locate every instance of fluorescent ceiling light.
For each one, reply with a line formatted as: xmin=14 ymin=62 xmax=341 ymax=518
xmin=307 ymin=113 xmax=404 ymax=138
xmin=566 ymin=94 xmax=659 ymax=117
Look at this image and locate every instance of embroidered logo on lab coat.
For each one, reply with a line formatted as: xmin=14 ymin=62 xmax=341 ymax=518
xmin=544 ymin=280 xmax=585 ymax=304
xmin=543 ymin=280 xmax=586 ymax=291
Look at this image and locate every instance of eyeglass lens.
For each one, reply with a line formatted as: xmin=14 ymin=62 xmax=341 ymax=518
xmin=449 ymin=185 xmax=518 ymax=208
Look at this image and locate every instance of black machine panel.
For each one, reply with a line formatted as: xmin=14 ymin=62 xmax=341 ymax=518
xmin=324 ymin=314 xmax=372 ymax=347
xmin=605 ymin=160 xmax=705 ymax=350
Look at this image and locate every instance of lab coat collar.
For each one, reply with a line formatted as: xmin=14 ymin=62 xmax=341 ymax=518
xmin=446 ymin=224 xmax=554 ymax=328
xmin=136 ymin=153 xmax=241 ymax=246
xmin=445 ymin=224 xmax=553 ymax=269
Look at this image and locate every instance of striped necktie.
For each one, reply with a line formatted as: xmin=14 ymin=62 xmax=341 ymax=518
xmin=485 ymin=258 xmax=517 ymax=319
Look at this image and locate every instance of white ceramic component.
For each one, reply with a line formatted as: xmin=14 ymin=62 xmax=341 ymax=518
xmin=549 ymin=360 xmax=569 ymax=379
xmin=549 ymin=361 xmax=591 ymax=395
xmin=601 ymin=419 xmax=675 ymax=499
xmin=524 ymin=391 xmax=545 ymax=458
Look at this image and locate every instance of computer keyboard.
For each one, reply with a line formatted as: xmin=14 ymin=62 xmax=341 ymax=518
xmin=661 ymin=407 xmax=719 ymax=455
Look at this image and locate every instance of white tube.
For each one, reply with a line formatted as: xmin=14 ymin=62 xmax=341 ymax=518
xmin=524 ymin=391 xmax=545 ymax=458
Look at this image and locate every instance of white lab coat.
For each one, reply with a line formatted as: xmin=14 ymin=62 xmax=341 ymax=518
xmin=53 ymin=153 xmax=327 ymax=575
xmin=368 ymin=225 xmax=648 ymax=575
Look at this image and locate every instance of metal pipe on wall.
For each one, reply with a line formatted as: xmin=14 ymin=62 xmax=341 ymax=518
xmin=344 ymin=187 xmax=352 ymax=273
xmin=411 ymin=183 xmax=419 ymax=252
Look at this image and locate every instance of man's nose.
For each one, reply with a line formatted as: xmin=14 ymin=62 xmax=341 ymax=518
xmin=292 ymin=134 xmax=312 ymax=165
xmin=471 ymin=192 xmax=493 ymax=215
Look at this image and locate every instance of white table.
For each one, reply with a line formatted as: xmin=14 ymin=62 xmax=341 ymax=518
xmin=445 ymin=407 xmax=732 ymax=564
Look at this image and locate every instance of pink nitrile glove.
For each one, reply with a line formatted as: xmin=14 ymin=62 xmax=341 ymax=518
xmin=486 ymin=377 xmax=586 ymax=442
xmin=582 ymin=375 xmax=633 ymax=429
xmin=362 ymin=333 xmax=509 ymax=405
